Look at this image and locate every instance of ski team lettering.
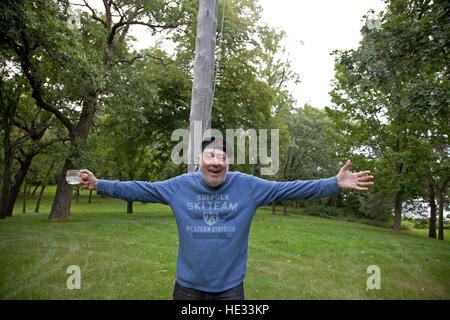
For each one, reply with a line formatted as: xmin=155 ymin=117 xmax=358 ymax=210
xmin=186 ymin=193 xmax=238 ymax=212
xmin=185 ymin=193 xmax=238 ymax=234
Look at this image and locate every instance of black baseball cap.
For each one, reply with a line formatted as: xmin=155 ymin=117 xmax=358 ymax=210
xmin=201 ymin=136 xmax=233 ymax=158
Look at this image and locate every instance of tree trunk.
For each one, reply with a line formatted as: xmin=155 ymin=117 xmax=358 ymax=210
xmin=428 ymin=182 xmax=437 ymax=239
xmin=283 ymin=201 xmax=289 ymax=216
xmin=0 ymin=88 xmax=15 ymax=219
xmin=75 ymin=186 xmax=80 ymax=204
xmin=3 ymin=155 xmax=34 ymax=217
xmin=436 ymin=180 xmax=447 ymax=241
xmin=88 ymin=190 xmax=93 ymax=203
xmin=35 ymin=184 xmax=45 ymax=213
xmin=48 ymin=158 xmax=74 ymax=220
xmin=437 ymin=192 xmax=444 ymax=241
xmin=187 ymin=0 xmax=218 ymax=172
xmin=436 ymin=178 xmax=448 ymax=241
xmin=31 ymin=183 xmax=41 ymax=196
xmin=22 ymin=184 xmax=27 ymax=214
xmin=127 ymin=201 xmax=133 ymax=214
xmin=331 ymin=196 xmax=337 ymax=208
xmin=346 ymin=193 xmax=351 ymax=211
xmin=393 ymin=191 xmax=402 ymax=232
xmin=272 ymin=201 xmax=276 ymax=215
xmin=0 ymin=141 xmax=12 ymax=219
xmin=35 ymin=159 xmax=55 ymax=213
xmin=48 ymin=91 xmax=97 ymax=220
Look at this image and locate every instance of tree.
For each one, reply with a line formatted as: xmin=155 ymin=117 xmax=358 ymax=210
xmin=98 ymin=48 xmax=191 ymax=213
xmin=0 ymin=74 xmax=22 ymax=219
xmin=281 ymin=105 xmax=339 ymax=181
xmin=255 ymin=23 xmax=300 ymax=178
xmin=278 ymin=105 xmax=344 ymax=215
xmin=34 ymin=158 xmax=56 ymax=213
xmin=329 ymin=0 xmax=449 ymax=232
xmin=0 ymin=68 xmax=65 ymax=218
xmin=0 ymin=0 xmax=190 ymax=219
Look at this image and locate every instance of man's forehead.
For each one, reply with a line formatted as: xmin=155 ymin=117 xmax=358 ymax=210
xmin=203 ymin=148 xmax=226 ymax=156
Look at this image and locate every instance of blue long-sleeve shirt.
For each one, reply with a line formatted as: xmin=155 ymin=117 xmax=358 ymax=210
xmin=97 ymin=171 xmax=341 ymax=292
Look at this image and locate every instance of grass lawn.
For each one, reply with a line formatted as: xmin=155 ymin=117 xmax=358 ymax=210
xmin=1 ymin=186 xmax=449 ymax=299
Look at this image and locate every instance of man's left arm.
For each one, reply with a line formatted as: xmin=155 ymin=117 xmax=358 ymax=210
xmin=248 ymin=160 xmax=374 ymax=207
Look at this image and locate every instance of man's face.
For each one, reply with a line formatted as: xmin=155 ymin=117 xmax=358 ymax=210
xmin=199 ymin=148 xmax=229 ymax=188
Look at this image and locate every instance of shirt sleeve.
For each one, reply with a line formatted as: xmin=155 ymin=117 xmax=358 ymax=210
xmin=247 ymin=175 xmax=341 ymax=207
xmin=96 ymin=177 xmax=179 ymax=205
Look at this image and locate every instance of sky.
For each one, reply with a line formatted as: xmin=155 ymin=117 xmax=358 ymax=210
xmin=257 ymin=0 xmax=387 ymax=109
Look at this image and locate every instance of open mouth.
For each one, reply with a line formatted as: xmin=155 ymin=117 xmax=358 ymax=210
xmin=208 ymin=168 xmax=222 ymax=176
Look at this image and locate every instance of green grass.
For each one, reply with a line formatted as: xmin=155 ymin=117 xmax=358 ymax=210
xmin=1 ymin=186 xmax=449 ymax=299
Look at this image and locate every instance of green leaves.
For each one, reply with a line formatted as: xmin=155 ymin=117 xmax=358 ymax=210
xmin=330 ymin=0 xmax=449 ymax=224
xmin=280 ymin=105 xmax=342 ymax=181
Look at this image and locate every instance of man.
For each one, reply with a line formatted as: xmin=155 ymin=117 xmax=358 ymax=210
xmin=79 ymin=136 xmax=374 ymax=300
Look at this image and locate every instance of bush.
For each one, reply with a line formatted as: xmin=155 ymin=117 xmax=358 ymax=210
xmin=360 ymin=192 xmax=394 ymax=222
xmin=413 ymin=218 xmax=429 ymax=229
xmin=302 ymin=204 xmax=347 ymax=218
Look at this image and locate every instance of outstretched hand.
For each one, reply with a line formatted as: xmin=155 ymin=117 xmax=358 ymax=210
xmin=79 ymin=169 xmax=99 ymax=191
xmin=337 ymin=160 xmax=374 ymax=191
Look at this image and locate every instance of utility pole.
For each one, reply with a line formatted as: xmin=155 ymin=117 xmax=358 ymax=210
xmin=187 ymin=0 xmax=219 ymax=172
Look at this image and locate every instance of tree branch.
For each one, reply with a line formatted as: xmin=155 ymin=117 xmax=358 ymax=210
xmin=111 ymin=54 xmax=142 ymax=66
xmin=115 ymin=20 xmax=188 ymax=33
xmin=10 ymin=16 xmax=75 ymax=133
xmin=77 ymin=0 xmax=107 ymax=27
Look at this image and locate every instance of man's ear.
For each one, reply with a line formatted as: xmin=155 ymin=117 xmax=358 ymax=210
xmin=198 ymin=153 xmax=203 ymax=169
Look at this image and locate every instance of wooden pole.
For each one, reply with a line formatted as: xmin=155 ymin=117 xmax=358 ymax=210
xmin=188 ymin=0 xmax=219 ymax=172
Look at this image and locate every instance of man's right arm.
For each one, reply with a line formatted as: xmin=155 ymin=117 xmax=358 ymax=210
xmin=79 ymin=169 xmax=174 ymax=204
